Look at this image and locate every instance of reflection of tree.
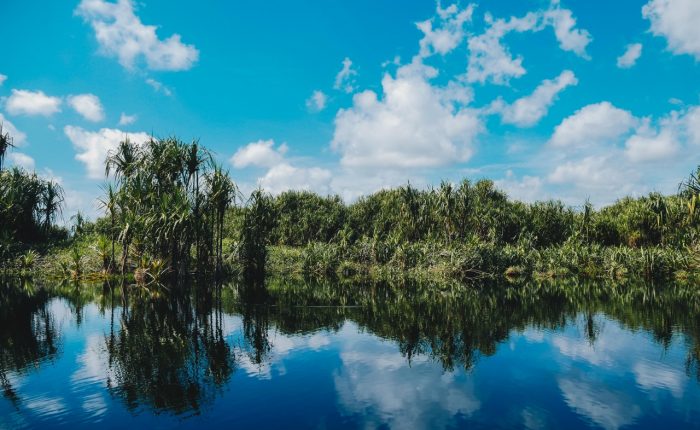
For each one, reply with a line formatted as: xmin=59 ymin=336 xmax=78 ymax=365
xmin=0 ymin=278 xmax=58 ymax=407
xmin=5 ymin=275 xmax=700 ymax=418
xmin=247 ymin=278 xmax=700 ymax=374
xmin=105 ymin=290 xmax=235 ymax=415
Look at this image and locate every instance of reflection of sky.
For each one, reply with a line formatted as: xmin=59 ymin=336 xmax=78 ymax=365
xmin=2 ymin=301 xmax=700 ymax=429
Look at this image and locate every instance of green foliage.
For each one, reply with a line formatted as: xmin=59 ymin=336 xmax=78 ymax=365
xmin=0 ymin=167 xmax=65 ymax=248
xmin=104 ymin=137 xmax=237 ymax=279
xmin=273 ymin=191 xmax=345 ymax=246
xmin=239 ymin=189 xmax=276 ymax=279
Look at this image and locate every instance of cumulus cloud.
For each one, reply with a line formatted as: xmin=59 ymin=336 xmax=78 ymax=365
xmin=617 ymin=43 xmax=643 ymax=68
xmin=495 ymin=170 xmax=545 ymax=202
xmin=0 ymin=74 xmax=6 ymax=86
xmin=334 ymin=58 xmax=358 ymax=93
xmin=466 ymin=3 xmax=591 ymax=85
xmin=230 ymin=139 xmax=287 ymax=169
xmin=8 ymin=152 xmax=35 ymax=171
xmin=624 ymin=120 xmax=680 ymax=163
xmin=549 ymin=102 xmax=637 ymax=148
xmin=544 ymin=0 xmax=592 ymax=58
xmin=118 ymin=112 xmax=137 ymax=126
xmin=548 ymin=155 xmax=634 ymax=192
xmin=305 ymin=90 xmax=327 ymax=112
xmin=686 ymin=106 xmax=700 ymax=145
xmin=75 ymin=0 xmax=199 ymax=71
xmin=506 ymin=102 xmax=700 ymax=205
xmin=466 ymin=12 xmax=540 ymax=85
xmin=643 ymin=0 xmax=700 ymax=60
xmin=259 ymin=163 xmax=333 ymax=195
xmin=64 ymin=125 xmax=150 ymax=179
xmin=0 ymin=113 xmax=27 ymax=145
xmin=416 ymin=3 xmax=474 ymax=58
xmin=231 ymin=140 xmax=333 ymax=196
xmin=5 ymin=89 xmax=62 ymax=116
xmin=332 ymin=64 xmax=481 ymax=169
xmin=491 ymin=70 xmax=578 ymax=127
xmin=67 ymin=93 xmax=105 ymax=122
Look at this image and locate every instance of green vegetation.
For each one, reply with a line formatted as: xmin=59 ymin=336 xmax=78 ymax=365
xmin=231 ymin=173 xmax=700 ymax=282
xmin=2 ymin=127 xmax=700 ymax=285
xmin=99 ymin=137 xmax=237 ymax=281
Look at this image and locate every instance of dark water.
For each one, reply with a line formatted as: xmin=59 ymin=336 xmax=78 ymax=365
xmin=2 ymin=278 xmax=700 ymax=429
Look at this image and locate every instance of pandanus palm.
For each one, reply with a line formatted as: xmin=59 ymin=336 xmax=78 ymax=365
xmin=206 ymin=166 xmax=236 ymax=275
xmin=0 ymin=124 xmax=15 ymax=172
xmin=98 ymin=184 xmax=118 ymax=272
xmin=41 ymin=181 xmax=64 ymax=233
xmin=102 ymin=136 xmax=237 ymax=280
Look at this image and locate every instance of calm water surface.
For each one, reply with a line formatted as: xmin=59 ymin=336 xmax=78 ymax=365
xmin=1 ymin=278 xmax=700 ymax=429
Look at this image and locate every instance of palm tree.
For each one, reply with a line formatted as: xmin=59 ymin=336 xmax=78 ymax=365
xmin=0 ymin=124 xmax=15 ymax=172
xmin=98 ymin=184 xmax=118 ymax=272
xmin=41 ymin=181 xmax=64 ymax=233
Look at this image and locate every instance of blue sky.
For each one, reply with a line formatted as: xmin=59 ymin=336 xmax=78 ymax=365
xmin=1 ymin=0 xmax=699 ymax=219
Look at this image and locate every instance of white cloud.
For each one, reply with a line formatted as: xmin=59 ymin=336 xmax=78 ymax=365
xmin=617 ymin=43 xmax=643 ymax=68
xmin=0 ymin=113 xmax=27 ymax=146
xmin=118 ymin=112 xmax=137 ymax=126
xmin=259 ymin=163 xmax=333 ymax=196
xmin=491 ymin=70 xmax=578 ymax=127
xmin=332 ymin=64 xmax=481 ymax=169
xmin=230 ymin=139 xmax=287 ymax=169
xmin=624 ymin=122 xmax=679 ymax=163
xmin=550 ymin=102 xmax=637 ymax=148
xmin=334 ymin=58 xmax=358 ymax=93
xmin=0 ymin=74 xmax=7 ymax=86
xmin=67 ymin=93 xmax=105 ymax=122
xmin=466 ymin=3 xmax=591 ymax=85
xmin=416 ymin=3 xmax=474 ymax=58
xmin=231 ymin=140 xmax=332 ymax=196
xmin=145 ymin=78 xmax=172 ymax=96
xmin=643 ymin=0 xmax=700 ymax=60
xmin=544 ymin=1 xmax=592 ymax=58
xmin=548 ymin=155 xmax=634 ymax=192
xmin=466 ymin=12 xmax=540 ymax=85
xmin=75 ymin=0 xmax=199 ymax=71
xmin=495 ymin=170 xmax=545 ymax=202
xmin=686 ymin=106 xmax=700 ymax=145
xmin=5 ymin=89 xmax=62 ymax=116
xmin=64 ymin=125 xmax=150 ymax=179
xmin=8 ymin=152 xmax=35 ymax=170
xmin=305 ymin=90 xmax=327 ymax=112
xmin=515 ymin=103 xmax=700 ymax=205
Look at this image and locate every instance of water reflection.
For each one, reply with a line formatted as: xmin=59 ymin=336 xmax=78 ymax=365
xmin=0 ymin=278 xmax=58 ymax=408
xmin=1 ymin=277 xmax=700 ymax=428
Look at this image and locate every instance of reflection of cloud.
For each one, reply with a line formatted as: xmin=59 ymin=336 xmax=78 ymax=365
xmin=552 ymin=335 xmax=606 ymax=365
xmin=633 ymin=361 xmax=684 ymax=398
xmin=559 ymin=377 xmax=640 ymax=430
xmin=24 ymin=396 xmax=68 ymax=419
xmin=521 ymin=328 xmax=545 ymax=343
xmin=334 ymin=323 xmax=480 ymax=429
xmin=308 ymin=333 xmax=331 ymax=350
xmin=551 ymin=317 xmax=637 ymax=367
xmin=82 ymin=393 xmax=108 ymax=419
xmin=522 ymin=407 xmax=547 ymax=430
xmin=233 ymin=327 xmax=333 ymax=380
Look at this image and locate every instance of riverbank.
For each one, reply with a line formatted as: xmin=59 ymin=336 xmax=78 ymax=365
xmin=6 ymin=232 xmax=697 ymax=285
